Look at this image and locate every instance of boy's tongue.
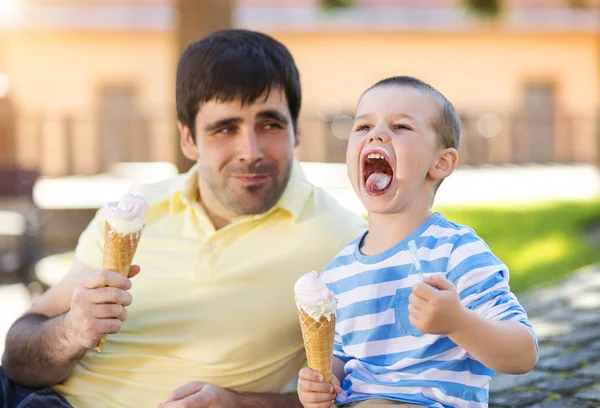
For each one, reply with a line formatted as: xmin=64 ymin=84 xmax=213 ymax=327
xmin=366 ymin=172 xmax=392 ymax=193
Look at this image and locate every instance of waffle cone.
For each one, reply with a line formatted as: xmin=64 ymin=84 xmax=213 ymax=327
xmin=96 ymin=221 xmax=143 ymax=352
xmin=297 ymin=308 xmax=335 ymax=383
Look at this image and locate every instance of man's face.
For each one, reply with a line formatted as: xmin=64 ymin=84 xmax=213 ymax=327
xmin=181 ymin=89 xmax=297 ymax=216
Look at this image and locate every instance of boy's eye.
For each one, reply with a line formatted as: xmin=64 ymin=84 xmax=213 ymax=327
xmin=393 ymin=124 xmax=412 ymax=131
xmin=355 ymin=124 xmax=372 ymax=132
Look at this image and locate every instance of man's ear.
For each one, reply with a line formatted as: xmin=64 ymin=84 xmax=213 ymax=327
xmin=429 ymin=148 xmax=458 ymax=181
xmin=179 ymin=122 xmax=198 ymax=161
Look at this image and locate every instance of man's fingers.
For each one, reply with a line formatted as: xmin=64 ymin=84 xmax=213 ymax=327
xmin=93 ymin=304 xmax=128 ymax=321
xmin=128 ymin=265 xmax=141 ymax=279
xmin=87 ymin=287 xmax=133 ymax=306
xmin=167 ymin=382 xmax=205 ymax=402
xmin=179 ymin=391 xmax=216 ymax=408
xmin=84 ymin=269 xmax=132 ymax=290
xmin=90 ymin=318 xmax=122 ymax=336
xmin=299 ymin=367 xmax=324 ymax=382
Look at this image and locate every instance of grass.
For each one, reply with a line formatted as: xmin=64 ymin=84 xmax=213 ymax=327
xmin=433 ymin=200 xmax=600 ymax=294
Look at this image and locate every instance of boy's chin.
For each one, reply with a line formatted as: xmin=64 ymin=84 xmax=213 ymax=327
xmin=360 ymin=189 xmax=399 ymax=214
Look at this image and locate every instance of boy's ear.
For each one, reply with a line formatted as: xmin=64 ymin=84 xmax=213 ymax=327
xmin=429 ymin=148 xmax=458 ymax=181
xmin=179 ymin=122 xmax=199 ymax=161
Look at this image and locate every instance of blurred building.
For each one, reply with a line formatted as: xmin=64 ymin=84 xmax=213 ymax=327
xmin=0 ymin=0 xmax=598 ymax=176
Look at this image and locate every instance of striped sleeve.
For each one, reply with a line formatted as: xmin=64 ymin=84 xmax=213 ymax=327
xmin=446 ymin=234 xmax=537 ymax=344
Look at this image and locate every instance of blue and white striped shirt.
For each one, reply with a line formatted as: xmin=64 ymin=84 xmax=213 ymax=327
xmin=320 ymin=212 xmax=537 ymax=408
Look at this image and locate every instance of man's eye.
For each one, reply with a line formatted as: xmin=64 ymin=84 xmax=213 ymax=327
xmin=218 ymin=127 xmax=236 ymax=134
xmin=264 ymin=123 xmax=283 ymax=130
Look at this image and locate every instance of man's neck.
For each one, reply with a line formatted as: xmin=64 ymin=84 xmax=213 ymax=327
xmin=200 ymin=201 xmax=233 ymax=230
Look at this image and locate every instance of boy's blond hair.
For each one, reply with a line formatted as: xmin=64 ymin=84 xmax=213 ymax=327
xmin=364 ymin=76 xmax=461 ymax=151
xmin=363 ymin=76 xmax=461 ymax=191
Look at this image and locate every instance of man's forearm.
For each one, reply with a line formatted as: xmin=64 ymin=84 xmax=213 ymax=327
xmin=2 ymin=312 xmax=85 ymax=387
xmin=235 ymin=392 xmax=302 ymax=408
xmin=449 ymin=309 xmax=538 ymax=374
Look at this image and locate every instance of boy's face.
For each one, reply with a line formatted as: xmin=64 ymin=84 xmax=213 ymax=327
xmin=346 ymin=84 xmax=442 ymax=214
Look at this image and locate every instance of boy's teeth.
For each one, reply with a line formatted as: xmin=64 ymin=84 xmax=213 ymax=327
xmin=367 ymin=153 xmax=385 ymax=160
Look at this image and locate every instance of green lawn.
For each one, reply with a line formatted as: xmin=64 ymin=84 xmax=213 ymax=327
xmin=433 ymin=200 xmax=600 ymax=294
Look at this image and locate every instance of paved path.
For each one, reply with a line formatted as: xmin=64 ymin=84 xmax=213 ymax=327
xmin=489 ymin=264 xmax=600 ymax=407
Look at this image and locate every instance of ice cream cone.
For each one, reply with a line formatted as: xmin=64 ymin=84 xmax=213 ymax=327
xmin=96 ymin=221 xmax=143 ymax=352
xmin=297 ymin=307 xmax=336 ymax=383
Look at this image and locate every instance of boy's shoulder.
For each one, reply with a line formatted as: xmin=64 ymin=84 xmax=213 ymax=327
xmin=422 ymin=212 xmax=481 ymax=246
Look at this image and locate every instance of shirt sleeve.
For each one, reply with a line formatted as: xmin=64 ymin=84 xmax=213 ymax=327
xmin=446 ymin=233 xmax=538 ymax=351
xmin=73 ymin=207 xmax=106 ymax=270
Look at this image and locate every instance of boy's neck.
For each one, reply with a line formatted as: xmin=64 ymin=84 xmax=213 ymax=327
xmin=362 ymin=199 xmax=434 ymax=257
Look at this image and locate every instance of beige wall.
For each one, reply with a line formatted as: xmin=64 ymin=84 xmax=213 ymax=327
xmin=273 ymin=31 xmax=599 ymax=114
xmin=271 ymin=31 xmax=599 ymax=162
xmin=0 ymin=30 xmax=177 ymax=174
xmin=0 ymin=28 xmax=598 ymax=173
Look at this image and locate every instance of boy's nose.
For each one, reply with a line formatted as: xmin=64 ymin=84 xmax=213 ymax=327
xmin=367 ymin=126 xmax=389 ymax=143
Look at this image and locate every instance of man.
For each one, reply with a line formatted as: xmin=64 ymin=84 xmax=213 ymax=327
xmin=0 ymin=29 xmax=366 ymax=408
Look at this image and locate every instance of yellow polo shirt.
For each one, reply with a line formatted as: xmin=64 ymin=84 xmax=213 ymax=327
xmin=52 ymin=160 xmax=366 ymax=408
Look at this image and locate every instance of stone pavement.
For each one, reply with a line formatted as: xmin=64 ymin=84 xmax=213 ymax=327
xmin=489 ymin=264 xmax=600 ymax=407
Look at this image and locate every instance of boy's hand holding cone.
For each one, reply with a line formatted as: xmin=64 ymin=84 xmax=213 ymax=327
xmin=295 ymin=271 xmax=340 ymax=407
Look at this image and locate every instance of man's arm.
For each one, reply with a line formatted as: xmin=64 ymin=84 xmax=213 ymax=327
xmin=1 ymin=260 xmax=137 ymax=387
xmin=158 ymin=382 xmax=303 ymax=408
xmin=2 ymin=313 xmax=85 ymax=387
xmin=1 ymin=259 xmax=87 ymax=387
xmin=231 ymin=392 xmax=302 ymax=408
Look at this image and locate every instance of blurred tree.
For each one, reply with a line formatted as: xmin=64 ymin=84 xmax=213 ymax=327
xmin=174 ymin=0 xmax=233 ymax=172
xmin=320 ymin=0 xmax=354 ymax=11
xmin=566 ymin=0 xmax=589 ymax=7
xmin=459 ymin=0 xmax=503 ymax=19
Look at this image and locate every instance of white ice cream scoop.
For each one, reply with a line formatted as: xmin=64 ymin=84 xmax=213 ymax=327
xmin=294 ymin=270 xmax=337 ymax=321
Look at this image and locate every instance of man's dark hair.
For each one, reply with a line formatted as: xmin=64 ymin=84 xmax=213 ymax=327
xmin=176 ymin=29 xmax=302 ymax=141
xmin=366 ymin=76 xmax=461 ymax=150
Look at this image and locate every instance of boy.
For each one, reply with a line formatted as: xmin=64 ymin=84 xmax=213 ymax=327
xmin=297 ymin=76 xmax=538 ymax=408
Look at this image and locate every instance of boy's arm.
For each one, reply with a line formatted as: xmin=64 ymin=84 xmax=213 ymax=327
xmin=332 ymin=356 xmax=346 ymax=383
xmin=448 ymin=307 xmax=537 ymax=374
xmin=409 ymin=235 xmax=538 ymax=375
xmin=409 ymin=275 xmax=537 ymax=374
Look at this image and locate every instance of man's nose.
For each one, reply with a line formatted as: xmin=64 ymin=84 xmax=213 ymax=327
xmin=237 ymin=129 xmax=265 ymax=163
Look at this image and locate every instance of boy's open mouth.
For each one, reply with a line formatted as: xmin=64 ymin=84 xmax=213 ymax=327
xmin=363 ymin=152 xmax=394 ymax=195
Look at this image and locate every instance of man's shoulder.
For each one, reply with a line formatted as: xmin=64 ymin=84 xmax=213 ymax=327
xmin=304 ymin=184 xmax=367 ymax=231
xmin=292 ymin=184 xmax=366 ymax=258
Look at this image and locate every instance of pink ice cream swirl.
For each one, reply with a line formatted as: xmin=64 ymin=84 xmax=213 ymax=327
xmin=104 ymin=194 xmax=149 ymax=235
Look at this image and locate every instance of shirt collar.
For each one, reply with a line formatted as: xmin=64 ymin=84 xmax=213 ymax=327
xmin=170 ymin=159 xmax=313 ymax=221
